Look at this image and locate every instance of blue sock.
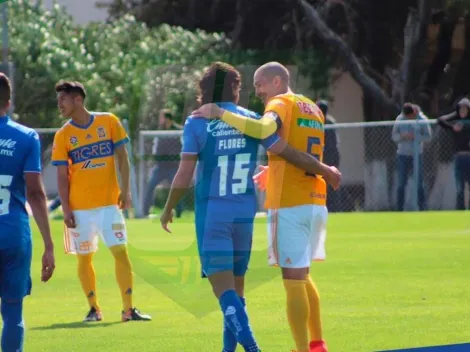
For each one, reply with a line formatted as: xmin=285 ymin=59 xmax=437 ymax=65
xmin=223 ymin=297 xmax=246 ymax=352
xmin=219 ymin=290 xmax=259 ymax=352
xmin=1 ymin=300 xmax=25 ymax=352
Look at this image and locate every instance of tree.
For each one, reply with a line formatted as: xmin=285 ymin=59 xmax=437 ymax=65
xmin=5 ymin=0 xmax=231 ymax=136
xmin=101 ymin=0 xmax=470 ymax=119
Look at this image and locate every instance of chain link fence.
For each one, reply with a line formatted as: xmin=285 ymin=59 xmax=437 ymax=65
xmin=136 ymin=118 xmax=469 ymax=217
xmin=34 ymin=118 xmax=467 ymax=217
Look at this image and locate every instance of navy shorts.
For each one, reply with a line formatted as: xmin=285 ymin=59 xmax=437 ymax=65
xmin=0 ymin=240 xmax=32 ymax=300
xmin=196 ymin=218 xmax=254 ymax=278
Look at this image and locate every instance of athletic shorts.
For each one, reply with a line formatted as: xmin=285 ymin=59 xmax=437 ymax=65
xmin=267 ymin=204 xmax=327 ymax=268
xmin=64 ymin=205 xmax=127 ymax=255
xmin=195 ymin=217 xmax=254 ymax=278
xmin=0 ymin=239 xmax=32 ymax=300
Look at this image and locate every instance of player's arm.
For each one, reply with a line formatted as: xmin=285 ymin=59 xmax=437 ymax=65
xmin=25 ymin=131 xmax=55 ymax=282
xmin=161 ymin=118 xmax=200 ymax=232
xmin=110 ymin=114 xmax=131 ymax=208
xmin=164 ymin=154 xmax=197 ymax=212
xmin=220 ymin=110 xmax=279 ymax=139
xmin=51 ymin=131 xmax=71 ymax=211
xmin=268 ymin=139 xmax=340 ymax=189
xmin=437 ymin=111 xmax=457 ymax=129
xmin=115 ymin=145 xmax=130 ymax=199
xmin=192 ymin=102 xmax=283 ymax=139
xmin=26 ymin=173 xmax=53 ymax=250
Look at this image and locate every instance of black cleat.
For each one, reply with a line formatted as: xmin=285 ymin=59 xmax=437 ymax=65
xmin=121 ymin=307 xmax=152 ymax=322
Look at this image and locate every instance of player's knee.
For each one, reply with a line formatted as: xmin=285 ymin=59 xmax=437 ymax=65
xmin=110 ymin=244 xmax=128 ymax=255
xmin=1 ymin=299 xmax=23 ymax=324
xmin=208 ymin=271 xmax=235 ymax=298
xmin=281 ymin=267 xmax=309 ymax=280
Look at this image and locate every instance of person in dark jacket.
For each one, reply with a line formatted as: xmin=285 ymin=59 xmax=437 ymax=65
xmin=317 ymin=100 xmax=341 ymax=212
xmin=142 ymin=109 xmax=184 ymax=217
xmin=438 ymin=97 xmax=470 ymax=210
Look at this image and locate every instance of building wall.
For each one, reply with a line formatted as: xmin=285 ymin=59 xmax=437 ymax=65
xmin=42 ymin=0 xmax=108 ymax=24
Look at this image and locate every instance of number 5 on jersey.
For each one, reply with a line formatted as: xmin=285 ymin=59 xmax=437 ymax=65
xmin=0 ymin=175 xmax=13 ymax=215
xmin=305 ymin=137 xmax=321 ymax=177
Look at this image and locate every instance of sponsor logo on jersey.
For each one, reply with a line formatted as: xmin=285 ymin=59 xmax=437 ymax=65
xmin=0 ymin=138 xmax=16 ymax=157
xmin=81 ymin=159 xmax=106 ymax=169
xmin=69 ymin=140 xmax=114 ymax=164
xmin=207 ymin=119 xmax=242 ymax=137
xmin=296 ymin=118 xmax=324 ymax=131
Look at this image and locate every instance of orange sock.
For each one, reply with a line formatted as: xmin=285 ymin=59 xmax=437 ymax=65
xmin=305 ymin=275 xmax=323 ymax=342
xmin=283 ymin=279 xmax=310 ymax=352
xmin=110 ymin=245 xmax=134 ymax=312
xmin=77 ymin=253 xmax=99 ymax=310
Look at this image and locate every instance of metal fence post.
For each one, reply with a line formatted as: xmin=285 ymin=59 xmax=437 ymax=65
xmin=412 ymin=120 xmax=420 ymax=211
xmin=136 ymin=131 xmax=145 ymax=218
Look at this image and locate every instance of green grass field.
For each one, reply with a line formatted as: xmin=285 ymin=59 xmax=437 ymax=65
xmin=23 ymin=212 xmax=470 ymax=352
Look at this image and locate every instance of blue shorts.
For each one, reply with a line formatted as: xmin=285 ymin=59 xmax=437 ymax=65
xmin=0 ymin=240 xmax=32 ymax=300
xmin=196 ymin=218 xmax=254 ymax=278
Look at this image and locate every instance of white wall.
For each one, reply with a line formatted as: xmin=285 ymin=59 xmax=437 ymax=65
xmin=42 ymin=0 xmax=108 ymax=24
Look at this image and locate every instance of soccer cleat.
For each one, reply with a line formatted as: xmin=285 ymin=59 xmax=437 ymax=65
xmin=121 ymin=307 xmax=152 ymax=322
xmin=309 ymin=340 xmax=327 ymax=352
xmin=83 ymin=307 xmax=102 ymax=322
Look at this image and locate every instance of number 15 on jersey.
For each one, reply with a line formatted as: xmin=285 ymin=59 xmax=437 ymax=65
xmin=217 ymin=153 xmax=251 ymax=196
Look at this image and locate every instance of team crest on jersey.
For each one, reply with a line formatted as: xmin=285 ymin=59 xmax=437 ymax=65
xmin=70 ymin=136 xmax=79 ymax=147
xmin=97 ymin=126 xmax=106 ymax=138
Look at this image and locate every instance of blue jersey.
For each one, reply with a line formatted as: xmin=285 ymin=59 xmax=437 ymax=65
xmin=182 ymin=103 xmax=279 ymax=221
xmin=0 ymin=116 xmax=41 ymax=249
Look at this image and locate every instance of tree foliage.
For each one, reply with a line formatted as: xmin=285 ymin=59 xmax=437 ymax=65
xmin=3 ymin=0 xmax=231 ymax=135
xmin=102 ymin=0 xmax=470 ymax=120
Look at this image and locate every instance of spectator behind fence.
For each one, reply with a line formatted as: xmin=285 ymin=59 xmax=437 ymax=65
xmin=392 ymin=103 xmax=432 ymax=211
xmin=142 ymin=109 xmax=184 ymax=217
xmin=437 ymin=97 xmax=470 ymax=210
xmin=317 ymin=100 xmax=341 ymax=212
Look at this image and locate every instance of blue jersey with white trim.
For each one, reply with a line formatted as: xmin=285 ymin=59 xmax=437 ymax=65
xmin=0 ymin=116 xmax=41 ymax=248
xmin=182 ymin=103 xmax=279 ymax=220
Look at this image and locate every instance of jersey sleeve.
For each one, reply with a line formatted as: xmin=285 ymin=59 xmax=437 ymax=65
xmin=264 ymin=98 xmax=289 ymax=131
xmin=181 ymin=118 xmax=201 ymax=154
xmin=260 ymin=132 xmax=280 ymax=150
xmin=51 ymin=130 xmax=69 ymax=166
xmin=24 ymin=131 xmax=42 ymax=173
xmin=110 ymin=114 xmax=130 ymax=148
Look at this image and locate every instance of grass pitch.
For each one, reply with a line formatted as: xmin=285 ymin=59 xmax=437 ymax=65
xmin=23 ymin=212 xmax=470 ymax=351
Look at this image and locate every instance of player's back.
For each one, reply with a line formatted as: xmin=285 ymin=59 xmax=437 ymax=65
xmin=0 ymin=117 xmax=40 ymax=248
xmin=266 ymin=93 xmax=327 ymax=209
xmin=184 ymin=102 xmax=269 ymax=221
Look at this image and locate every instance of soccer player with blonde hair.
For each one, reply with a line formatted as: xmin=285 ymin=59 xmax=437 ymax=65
xmin=51 ymin=80 xmax=151 ymax=322
xmin=193 ymin=62 xmax=339 ymax=352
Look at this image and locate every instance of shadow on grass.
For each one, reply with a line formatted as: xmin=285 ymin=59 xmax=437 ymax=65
xmin=31 ymin=321 xmax=123 ymax=330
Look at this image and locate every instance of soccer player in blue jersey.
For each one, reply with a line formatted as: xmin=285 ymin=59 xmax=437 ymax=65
xmin=160 ymin=62 xmax=339 ymax=352
xmin=0 ymin=73 xmax=55 ymax=352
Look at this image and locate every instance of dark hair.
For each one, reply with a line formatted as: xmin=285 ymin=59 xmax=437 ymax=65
xmin=317 ymin=100 xmax=328 ymax=116
xmin=55 ymin=80 xmax=87 ymax=100
xmin=197 ymin=62 xmax=241 ymax=105
xmin=402 ymin=103 xmax=415 ymax=115
xmin=0 ymin=73 xmax=11 ymax=110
